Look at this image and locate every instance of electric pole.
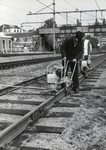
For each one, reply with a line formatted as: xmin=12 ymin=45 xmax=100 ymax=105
xmin=53 ymin=0 xmax=56 ymax=54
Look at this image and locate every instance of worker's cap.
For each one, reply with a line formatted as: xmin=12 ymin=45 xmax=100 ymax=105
xmin=75 ymin=31 xmax=84 ymax=39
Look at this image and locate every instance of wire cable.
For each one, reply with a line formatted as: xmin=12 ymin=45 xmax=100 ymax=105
xmin=94 ymin=0 xmax=104 ymax=19
xmin=57 ymin=13 xmax=76 ymax=24
xmin=0 ymin=17 xmax=21 ymax=26
xmin=64 ymin=0 xmax=89 ymax=24
xmin=36 ymin=0 xmax=76 ymax=24
xmin=0 ymin=2 xmax=28 ymax=12
xmin=64 ymin=0 xmax=76 ymax=9
xmin=95 ymin=0 xmax=100 ymax=9
xmin=35 ymin=3 xmax=53 ymax=14
xmin=0 ymin=1 xmax=44 ymax=27
xmin=64 ymin=0 xmax=104 ymax=24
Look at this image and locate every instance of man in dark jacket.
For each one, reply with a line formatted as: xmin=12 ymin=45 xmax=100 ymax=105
xmin=60 ymin=31 xmax=84 ymax=93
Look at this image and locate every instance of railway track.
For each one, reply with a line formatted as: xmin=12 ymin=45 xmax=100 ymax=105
xmin=0 ymin=52 xmax=54 ymax=57
xmin=0 ymin=56 xmax=61 ymax=70
xmin=0 ymin=51 xmax=104 ymax=70
xmin=0 ymin=54 xmax=104 ymax=95
xmin=0 ymin=54 xmax=106 ymax=149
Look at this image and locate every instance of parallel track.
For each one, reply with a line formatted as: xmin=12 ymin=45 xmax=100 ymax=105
xmin=0 ymin=56 xmax=61 ymax=70
xmin=0 ymin=51 xmax=105 ymax=70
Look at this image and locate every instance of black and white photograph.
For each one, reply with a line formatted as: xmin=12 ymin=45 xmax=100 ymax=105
xmin=0 ymin=0 xmax=106 ymax=149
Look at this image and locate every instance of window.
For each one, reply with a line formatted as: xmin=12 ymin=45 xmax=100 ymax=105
xmin=2 ymin=40 xmax=5 ymax=49
xmin=9 ymin=40 xmax=12 ymax=48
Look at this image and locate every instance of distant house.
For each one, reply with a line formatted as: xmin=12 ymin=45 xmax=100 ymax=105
xmin=0 ymin=24 xmax=26 ymax=34
xmin=0 ymin=24 xmax=41 ymax=52
xmin=0 ymin=32 xmax=13 ymax=54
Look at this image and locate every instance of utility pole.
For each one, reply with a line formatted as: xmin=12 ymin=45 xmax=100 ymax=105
xmin=53 ymin=0 xmax=56 ymax=54
xmin=66 ymin=12 xmax=68 ymax=25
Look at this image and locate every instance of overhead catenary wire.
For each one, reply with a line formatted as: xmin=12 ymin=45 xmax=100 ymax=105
xmin=26 ymin=0 xmax=106 ymax=25
xmin=64 ymin=0 xmax=77 ymax=9
xmin=0 ymin=17 xmax=21 ymax=26
xmin=94 ymin=0 xmax=104 ymax=19
xmin=36 ymin=0 xmax=76 ymax=24
xmin=95 ymin=0 xmax=101 ymax=9
xmin=64 ymin=0 xmax=89 ymax=24
xmin=83 ymin=12 xmax=101 ymax=20
xmin=0 ymin=0 xmax=106 ymax=27
xmin=0 ymin=1 xmax=44 ymax=26
xmin=35 ymin=3 xmax=53 ymax=14
xmin=26 ymin=1 xmax=54 ymax=26
xmin=57 ymin=13 xmax=76 ymax=24
xmin=64 ymin=0 xmax=90 ymax=25
xmin=64 ymin=0 xmax=105 ymax=24
xmin=0 ymin=2 xmax=28 ymax=12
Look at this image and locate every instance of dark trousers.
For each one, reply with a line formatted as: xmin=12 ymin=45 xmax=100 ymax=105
xmin=69 ymin=61 xmax=79 ymax=89
xmin=62 ymin=59 xmax=69 ymax=77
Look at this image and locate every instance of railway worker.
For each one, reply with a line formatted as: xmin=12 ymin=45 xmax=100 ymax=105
xmin=80 ymin=39 xmax=92 ymax=75
xmin=60 ymin=31 xmax=85 ymax=93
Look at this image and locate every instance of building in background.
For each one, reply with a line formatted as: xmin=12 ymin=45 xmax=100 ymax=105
xmin=0 ymin=24 xmax=42 ymax=53
xmin=0 ymin=24 xmax=26 ymax=34
xmin=0 ymin=32 xmax=13 ymax=54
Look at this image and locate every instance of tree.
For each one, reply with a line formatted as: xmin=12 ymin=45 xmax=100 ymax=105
xmin=39 ymin=18 xmax=58 ymax=51
xmin=41 ymin=18 xmax=57 ymax=28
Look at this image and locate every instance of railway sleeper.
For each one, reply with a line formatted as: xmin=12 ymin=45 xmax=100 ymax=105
xmin=27 ymin=125 xmax=65 ymax=134
xmin=0 ymin=122 xmax=12 ymax=131
xmin=0 ymin=108 xmax=29 ymax=115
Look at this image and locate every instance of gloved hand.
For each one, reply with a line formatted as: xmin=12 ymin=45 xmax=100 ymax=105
xmin=63 ymin=57 xmax=66 ymax=60
xmin=72 ymin=58 xmax=77 ymax=62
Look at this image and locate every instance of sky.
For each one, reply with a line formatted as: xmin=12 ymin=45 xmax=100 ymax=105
xmin=0 ymin=0 xmax=106 ymax=30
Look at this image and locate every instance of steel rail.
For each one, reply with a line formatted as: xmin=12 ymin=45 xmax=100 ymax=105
xmin=0 ymin=74 xmax=46 ymax=96
xmin=0 ymin=53 xmax=105 ymax=70
xmin=0 ymin=55 xmax=104 ymax=96
xmin=0 ymin=58 xmax=106 ymax=148
xmin=0 ymin=86 xmax=70 ymax=148
xmin=83 ymin=58 xmax=106 ymax=78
